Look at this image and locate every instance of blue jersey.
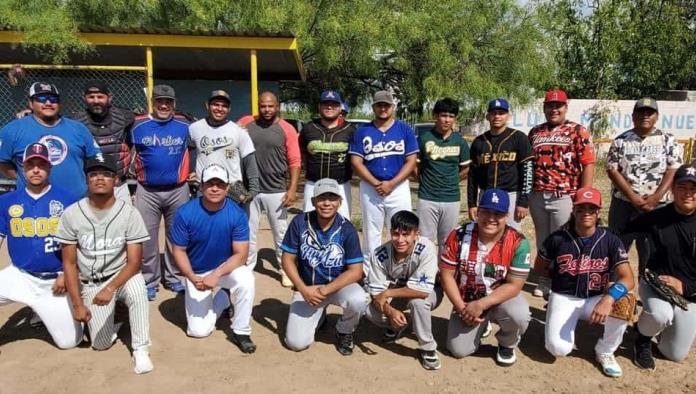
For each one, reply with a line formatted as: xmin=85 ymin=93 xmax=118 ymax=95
xmin=538 ymin=227 xmax=629 ymax=298
xmin=348 ymin=120 xmax=419 ymax=181
xmin=131 ymin=114 xmax=191 ymax=187
xmin=281 ymin=212 xmax=363 ymax=286
xmin=0 ymin=186 xmax=79 ymax=273
xmin=169 ymin=197 xmax=249 ymax=274
xmin=0 ymin=116 xmax=102 ymax=196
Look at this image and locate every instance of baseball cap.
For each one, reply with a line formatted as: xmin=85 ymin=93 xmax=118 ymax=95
xmin=208 ymin=89 xmax=231 ymax=103
xmin=320 ymin=90 xmax=343 ymax=104
xmin=372 ymin=90 xmax=395 ymax=105
xmin=573 ymin=187 xmax=602 ymax=208
xmin=313 ymin=178 xmax=341 ymax=198
xmin=23 ymin=143 xmax=52 ymax=166
xmin=633 ymin=97 xmax=659 ymax=113
xmin=544 ymin=89 xmax=568 ymax=104
xmin=29 ymin=82 xmax=59 ymax=98
xmin=153 ymin=84 xmax=176 ymax=100
xmin=201 ymin=164 xmax=230 ymax=184
xmin=673 ymin=163 xmax=696 ymax=184
xmin=341 ymin=102 xmax=350 ymax=113
xmin=478 ymin=188 xmax=509 ymax=214
xmin=84 ymin=155 xmax=118 ymax=174
xmin=487 ymin=98 xmax=510 ymax=112
xmin=83 ymin=80 xmax=110 ymax=95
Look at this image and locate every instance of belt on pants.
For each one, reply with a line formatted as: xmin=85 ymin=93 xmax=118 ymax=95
xmin=21 ymin=269 xmax=59 ymax=280
xmin=80 ymin=272 xmax=116 ymax=285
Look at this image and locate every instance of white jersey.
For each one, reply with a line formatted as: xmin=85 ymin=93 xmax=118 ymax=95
xmin=188 ymin=119 xmax=256 ymax=183
xmin=367 ymin=236 xmax=437 ymax=295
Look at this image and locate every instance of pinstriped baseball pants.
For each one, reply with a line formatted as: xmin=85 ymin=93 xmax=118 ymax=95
xmin=82 ymin=273 xmax=150 ymax=351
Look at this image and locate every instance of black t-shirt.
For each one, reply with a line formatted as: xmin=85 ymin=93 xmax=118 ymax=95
xmin=299 ymin=120 xmax=355 ymax=183
xmin=627 ymin=204 xmax=696 ymax=302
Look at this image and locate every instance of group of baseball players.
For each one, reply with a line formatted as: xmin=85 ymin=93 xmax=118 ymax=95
xmin=0 ymin=81 xmax=694 ymax=379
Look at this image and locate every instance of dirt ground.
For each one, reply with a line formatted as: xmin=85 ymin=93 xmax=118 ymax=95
xmin=1 ymin=180 xmax=695 ymax=394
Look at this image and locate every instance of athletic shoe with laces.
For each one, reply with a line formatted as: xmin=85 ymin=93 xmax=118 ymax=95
xmin=482 ymin=321 xmax=492 ymax=338
xmin=146 ymin=287 xmax=157 ymax=301
xmin=418 ymin=350 xmax=441 ymax=370
xmin=633 ymin=336 xmax=656 ymax=370
xmin=596 ymin=353 xmax=622 ymax=377
xmin=166 ymin=282 xmax=185 ymax=294
xmin=383 ymin=326 xmax=407 ymax=344
xmin=533 ymin=277 xmax=551 ymax=298
xmin=230 ymin=333 xmax=257 ymax=354
xmin=132 ymin=348 xmax=154 ymax=374
xmin=496 ymin=346 xmax=517 ymax=366
xmin=335 ymin=332 xmax=354 ymax=356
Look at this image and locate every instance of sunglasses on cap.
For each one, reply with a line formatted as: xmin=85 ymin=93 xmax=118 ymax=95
xmin=32 ymin=95 xmax=60 ymax=104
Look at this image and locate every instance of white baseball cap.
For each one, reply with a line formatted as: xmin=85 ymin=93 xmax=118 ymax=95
xmin=201 ymin=164 xmax=229 ymax=183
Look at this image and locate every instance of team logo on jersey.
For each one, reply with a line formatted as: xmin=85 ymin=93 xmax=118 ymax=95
xmin=362 ymin=136 xmax=405 ymax=161
xmin=8 ymin=204 xmax=23 ymax=218
xmin=300 ymin=230 xmax=345 ymax=268
xmin=48 ymin=200 xmax=64 ymax=217
xmin=140 ymin=134 xmax=184 ymax=147
xmin=38 ymin=135 xmax=68 ymax=165
xmin=424 ymin=141 xmax=460 ymax=160
xmin=557 ymin=254 xmax=609 ymax=275
xmin=417 ymin=273 xmax=430 ymax=286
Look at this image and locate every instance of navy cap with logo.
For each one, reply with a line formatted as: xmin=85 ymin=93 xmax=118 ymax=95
xmin=29 ymin=82 xmax=59 ymax=98
xmin=23 ymin=143 xmax=52 ymax=166
xmin=487 ymin=98 xmax=510 ymax=112
xmin=478 ymin=188 xmax=510 ymax=214
xmin=83 ymin=80 xmax=110 ymax=95
xmin=674 ymin=163 xmax=696 ymax=184
xmin=208 ymin=89 xmax=231 ymax=103
xmin=633 ymin=97 xmax=659 ymax=113
xmin=84 ymin=155 xmax=118 ymax=174
xmin=153 ymin=84 xmax=176 ymax=100
xmin=320 ymin=90 xmax=343 ymax=104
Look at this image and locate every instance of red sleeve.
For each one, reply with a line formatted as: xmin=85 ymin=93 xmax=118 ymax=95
xmin=439 ymin=228 xmax=461 ymax=270
xmin=279 ymin=119 xmax=301 ymax=168
xmin=237 ymin=115 xmax=256 ymax=128
xmin=575 ymin=125 xmax=596 ymax=165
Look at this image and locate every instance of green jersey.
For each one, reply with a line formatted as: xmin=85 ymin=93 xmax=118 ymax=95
xmin=417 ymin=128 xmax=470 ymax=202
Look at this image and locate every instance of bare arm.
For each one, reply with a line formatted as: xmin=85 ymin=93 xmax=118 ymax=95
xmin=579 ymin=163 xmax=595 ymax=188
xmin=458 ymin=165 xmax=469 ymax=181
xmin=61 ymin=243 xmax=90 ymax=322
xmin=440 ymin=267 xmax=466 ymax=313
xmin=0 ymin=162 xmax=17 ymax=180
xmin=320 ymin=263 xmax=363 ymax=296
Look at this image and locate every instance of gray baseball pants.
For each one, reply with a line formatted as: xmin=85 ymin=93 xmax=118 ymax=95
xmin=417 ymin=199 xmax=460 ymax=253
xmin=247 ymin=192 xmax=288 ymax=270
xmin=82 ymin=273 xmax=150 ymax=351
xmin=135 ymin=182 xmax=189 ymax=289
xmin=285 ymin=283 xmax=369 ymax=351
xmin=447 ymin=292 xmax=530 ymax=358
xmin=528 ymin=191 xmax=573 ymax=250
xmin=637 ymin=280 xmax=696 ymax=362
xmin=365 ymin=286 xmax=443 ymax=351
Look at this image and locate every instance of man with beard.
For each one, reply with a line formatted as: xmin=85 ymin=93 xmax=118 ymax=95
xmin=73 ymin=80 xmax=135 ymax=203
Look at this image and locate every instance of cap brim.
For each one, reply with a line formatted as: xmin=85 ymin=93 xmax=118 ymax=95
xmin=208 ymin=95 xmax=230 ymax=103
xmin=23 ymin=155 xmax=52 ymax=166
xmin=573 ymin=200 xmax=601 ymax=208
xmin=313 ymin=191 xmax=341 ymax=198
xmin=478 ymin=204 xmax=508 ymax=214
xmin=85 ymin=164 xmax=115 ymax=173
xmin=202 ymin=176 xmax=229 ymax=184
xmin=373 ymin=100 xmax=394 ymax=105
xmin=675 ymin=176 xmax=696 ymax=184
xmin=153 ymin=95 xmax=175 ymax=100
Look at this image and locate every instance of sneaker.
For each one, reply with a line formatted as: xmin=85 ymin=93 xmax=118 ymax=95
xmin=482 ymin=321 xmax=492 ymax=338
xmin=132 ymin=348 xmax=154 ymax=374
xmin=29 ymin=312 xmax=44 ymax=328
xmin=496 ymin=346 xmax=517 ymax=366
xmin=230 ymin=333 xmax=257 ymax=354
xmin=383 ymin=326 xmax=407 ymax=344
xmin=280 ymin=271 xmax=293 ymax=288
xmin=336 ymin=332 xmax=354 ymax=356
xmin=596 ymin=353 xmax=622 ymax=377
xmin=633 ymin=335 xmax=656 ymax=370
xmin=146 ymin=287 xmax=157 ymax=301
xmin=533 ymin=277 xmax=551 ymax=298
xmin=418 ymin=350 xmax=441 ymax=370
xmin=166 ymin=282 xmax=185 ymax=294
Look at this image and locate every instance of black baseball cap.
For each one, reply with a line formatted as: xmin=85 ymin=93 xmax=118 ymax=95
xmin=633 ymin=97 xmax=659 ymax=113
xmin=83 ymin=80 xmax=110 ymax=95
xmin=23 ymin=143 xmax=52 ymax=166
xmin=153 ymin=84 xmax=176 ymax=100
xmin=674 ymin=163 xmax=696 ymax=184
xmin=208 ymin=90 xmax=231 ymax=103
xmin=84 ymin=155 xmax=118 ymax=174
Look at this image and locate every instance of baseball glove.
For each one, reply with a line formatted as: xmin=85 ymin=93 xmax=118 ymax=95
xmin=644 ymin=269 xmax=689 ymax=311
xmin=229 ymin=181 xmax=252 ymax=204
xmin=609 ymin=293 xmax=637 ymax=322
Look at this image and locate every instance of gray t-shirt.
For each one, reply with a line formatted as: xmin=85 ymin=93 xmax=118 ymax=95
xmin=189 ymin=119 xmax=255 ymax=183
xmin=56 ymin=198 xmax=150 ymax=281
xmin=246 ymin=121 xmax=289 ymax=193
xmin=366 ymin=236 xmax=438 ymax=295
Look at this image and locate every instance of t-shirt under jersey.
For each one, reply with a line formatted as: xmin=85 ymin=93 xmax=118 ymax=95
xmin=0 ymin=116 xmax=102 ymax=197
xmin=169 ymin=197 xmax=250 ymax=274
xmin=55 ymin=199 xmax=150 ymax=281
xmin=188 ymin=119 xmax=255 ymax=184
xmin=440 ymin=222 xmax=531 ymax=302
xmin=367 ymin=236 xmax=438 ymax=295
xmin=417 ymin=128 xmax=470 ymax=202
xmin=349 ymin=120 xmax=419 ymax=181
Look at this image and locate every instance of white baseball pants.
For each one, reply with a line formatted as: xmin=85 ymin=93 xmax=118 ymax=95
xmin=359 ymin=180 xmax=412 ymax=262
xmin=0 ymin=265 xmax=83 ymax=349
xmin=303 ymin=180 xmax=352 ymax=220
xmin=247 ymin=192 xmax=288 ymax=270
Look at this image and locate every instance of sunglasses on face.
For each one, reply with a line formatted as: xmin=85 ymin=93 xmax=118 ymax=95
xmin=33 ymin=95 xmax=60 ymax=104
xmin=87 ymin=170 xmax=116 ymax=179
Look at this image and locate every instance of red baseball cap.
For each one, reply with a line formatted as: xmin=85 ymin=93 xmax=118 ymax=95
xmin=544 ymin=89 xmax=568 ymax=104
xmin=574 ymin=187 xmax=601 ymax=208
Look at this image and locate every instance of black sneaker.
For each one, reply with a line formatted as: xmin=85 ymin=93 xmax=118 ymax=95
xmin=383 ymin=326 xmax=406 ymax=344
xmin=633 ymin=335 xmax=655 ymax=370
xmin=230 ymin=333 xmax=257 ymax=354
xmin=496 ymin=346 xmax=517 ymax=366
xmin=336 ymin=332 xmax=354 ymax=356
xmin=418 ymin=350 xmax=441 ymax=370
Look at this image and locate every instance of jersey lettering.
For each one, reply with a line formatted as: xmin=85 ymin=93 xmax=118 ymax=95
xmin=10 ymin=216 xmax=60 ymax=237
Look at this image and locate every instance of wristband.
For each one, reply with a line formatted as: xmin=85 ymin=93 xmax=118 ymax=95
xmin=607 ymin=282 xmax=628 ymax=301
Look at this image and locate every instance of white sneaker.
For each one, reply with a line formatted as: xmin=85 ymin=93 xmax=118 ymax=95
xmin=596 ymin=353 xmax=622 ymax=378
xmin=482 ymin=321 xmax=492 ymax=338
xmin=280 ymin=271 xmax=293 ymax=288
xmin=132 ymin=349 xmax=154 ymax=374
xmin=533 ymin=277 xmax=551 ymax=298
xmin=110 ymin=322 xmax=124 ymax=346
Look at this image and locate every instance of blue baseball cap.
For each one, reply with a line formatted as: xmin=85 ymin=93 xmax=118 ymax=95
xmin=320 ymin=90 xmax=343 ymax=104
xmin=479 ymin=188 xmax=510 ymax=214
xmin=341 ymin=102 xmax=349 ymax=113
xmin=487 ymin=98 xmax=510 ymax=112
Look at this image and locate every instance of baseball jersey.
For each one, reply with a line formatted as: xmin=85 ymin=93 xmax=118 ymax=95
xmin=528 ymin=120 xmax=595 ymax=194
xmin=468 ymin=127 xmax=534 ymax=208
xmin=299 ymin=119 xmax=355 ymax=183
xmin=188 ymin=119 xmax=255 ymax=184
xmin=606 ymin=128 xmax=682 ymax=202
xmin=131 ymin=114 xmax=192 ymax=187
xmin=440 ymin=222 xmax=530 ymax=302
xmin=281 ymin=211 xmax=363 ymax=286
xmin=367 ymin=236 xmax=438 ymax=295
xmin=348 ymin=120 xmax=419 ymax=181
xmin=538 ymin=227 xmax=629 ymax=299
xmin=417 ymin=128 xmax=470 ymax=202
xmin=0 ymin=116 xmax=103 ymax=196
xmin=0 ymin=186 xmax=79 ymax=273
xmin=55 ymin=199 xmax=150 ymax=281
xmin=169 ymin=197 xmax=249 ymax=274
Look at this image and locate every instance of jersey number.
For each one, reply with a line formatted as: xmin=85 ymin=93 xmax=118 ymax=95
xmin=44 ymin=237 xmax=60 ymax=253
xmin=588 ymin=272 xmax=609 ymax=291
